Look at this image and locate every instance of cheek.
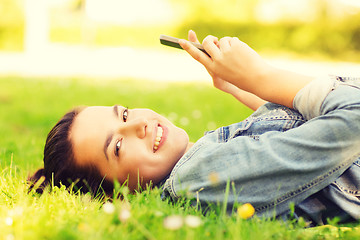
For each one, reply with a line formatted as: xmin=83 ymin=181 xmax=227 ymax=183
xmin=123 ymin=148 xmax=150 ymax=174
xmin=130 ymin=149 xmax=171 ymax=182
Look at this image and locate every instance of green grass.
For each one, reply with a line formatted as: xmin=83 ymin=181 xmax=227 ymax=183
xmin=0 ymin=77 xmax=359 ymax=239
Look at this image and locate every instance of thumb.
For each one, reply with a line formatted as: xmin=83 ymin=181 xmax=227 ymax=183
xmin=179 ymin=39 xmax=212 ymax=67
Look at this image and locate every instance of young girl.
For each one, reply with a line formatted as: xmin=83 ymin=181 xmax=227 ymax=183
xmin=29 ymin=30 xmax=360 ymax=225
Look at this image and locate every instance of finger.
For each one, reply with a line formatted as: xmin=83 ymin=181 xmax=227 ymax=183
xmin=202 ymin=35 xmax=221 ymax=59
xmin=188 ymin=30 xmax=200 ymax=44
xmin=219 ymin=37 xmax=232 ymax=52
xmin=179 ymin=39 xmax=212 ymax=66
xmin=231 ymin=37 xmax=247 ymax=48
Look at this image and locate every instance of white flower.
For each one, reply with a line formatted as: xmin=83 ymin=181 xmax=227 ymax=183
xmin=185 ymin=215 xmax=202 ymax=228
xmin=118 ymin=208 xmax=131 ymax=223
xmin=6 ymin=234 xmax=14 ymax=240
xmin=154 ymin=210 xmax=164 ymax=217
xmin=8 ymin=206 xmax=23 ymax=217
xmin=163 ymin=215 xmax=183 ymax=230
xmin=5 ymin=217 xmax=13 ymax=226
xmin=102 ymin=202 xmax=115 ymax=214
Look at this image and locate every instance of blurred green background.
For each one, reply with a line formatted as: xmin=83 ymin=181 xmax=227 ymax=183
xmin=1 ymin=0 xmax=360 ymax=61
xmin=0 ymin=3 xmax=359 ymax=239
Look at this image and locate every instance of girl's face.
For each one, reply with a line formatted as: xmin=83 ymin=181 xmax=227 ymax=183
xmin=70 ymin=105 xmax=190 ymax=190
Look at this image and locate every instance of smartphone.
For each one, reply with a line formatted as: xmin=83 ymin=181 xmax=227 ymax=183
xmin=159 ymin=34 xmax=209 ymax=56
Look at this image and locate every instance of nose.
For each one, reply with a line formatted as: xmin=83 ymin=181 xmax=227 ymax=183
xmin=118 ymin=118 xmax=147 ymax=138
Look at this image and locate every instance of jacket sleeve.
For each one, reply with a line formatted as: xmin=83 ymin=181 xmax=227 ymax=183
xmin=163 ymin=76 xmax=360 ymax=217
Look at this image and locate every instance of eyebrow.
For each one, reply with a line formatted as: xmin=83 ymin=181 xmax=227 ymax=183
xmin=113 ymin=104 xmax=119 ymax=118
xmin=103 ymin=105 xmax=120 ymax=161
xmin=103 ymin=133 xmax=112 ymax=161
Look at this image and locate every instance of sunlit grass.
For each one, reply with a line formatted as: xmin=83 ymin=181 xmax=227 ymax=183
xmin=0 ymin=77 xmax=359 ymax=239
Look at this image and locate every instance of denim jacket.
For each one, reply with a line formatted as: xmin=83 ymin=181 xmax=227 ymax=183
xmin=162 ymin=75 xmax=360 ymax=225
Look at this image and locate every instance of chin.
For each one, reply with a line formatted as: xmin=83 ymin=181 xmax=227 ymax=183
xmin=175 ymin=133 xmax=189 ymax=160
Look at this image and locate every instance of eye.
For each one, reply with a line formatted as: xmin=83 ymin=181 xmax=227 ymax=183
xmin=115 ymin=139 xmax=122 ymax=157
xmin=122 ymin=108 xmax=128 ymax=122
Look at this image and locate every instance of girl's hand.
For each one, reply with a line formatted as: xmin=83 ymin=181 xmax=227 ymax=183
xmin=180 ymin=31 xmax=314 ymax=108
xmin=186 ymin=30 xmax=267 ymax=110
xmin=187 ymin=30 xmax=237 ymax=94
xmin=181 ymin=31 xmax=271 ymax=95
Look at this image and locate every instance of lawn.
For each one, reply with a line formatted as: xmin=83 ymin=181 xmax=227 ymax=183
xmin=0 ymin=77 xmax=359 ymax=239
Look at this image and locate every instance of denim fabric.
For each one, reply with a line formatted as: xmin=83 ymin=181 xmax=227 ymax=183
xmin=162 ymin=76 xmax=360 ymax=224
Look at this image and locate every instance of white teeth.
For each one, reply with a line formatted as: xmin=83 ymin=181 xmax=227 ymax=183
xmin=154 ymin=126 xmax=163 ymax=151
xmin=157 ymin=126 xmax=163 ymax=136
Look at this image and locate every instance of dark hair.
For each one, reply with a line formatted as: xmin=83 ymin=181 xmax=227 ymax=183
xmin=28 ymin=108 xmax=114 ymax=196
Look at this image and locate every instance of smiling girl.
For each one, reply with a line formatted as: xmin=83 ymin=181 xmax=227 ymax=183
xmin=70 ymin=105 xmax=191 ymax=191
xmin=29 ymin=30 xmax=360 ymax=225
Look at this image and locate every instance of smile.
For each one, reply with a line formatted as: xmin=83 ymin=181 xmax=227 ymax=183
xmin=153 ymin=125 xmax=163 ymax=152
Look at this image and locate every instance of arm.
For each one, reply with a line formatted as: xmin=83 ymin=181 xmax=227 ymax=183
xmin=229 ymin=88 xmax=267 ymax=111
xmin=163 ymin=77 xmax=360 ymax=217
xmin=180 ymin=31 xmax=315 ymax=109
xmin=186 ymin=30 xmax=266 ymax=111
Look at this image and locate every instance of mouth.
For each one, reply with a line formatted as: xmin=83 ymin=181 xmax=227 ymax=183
xmin=153 ymin=124 xmax=166 ymax=153
xmin=153 ymin=125 xmax=164 ymax=152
